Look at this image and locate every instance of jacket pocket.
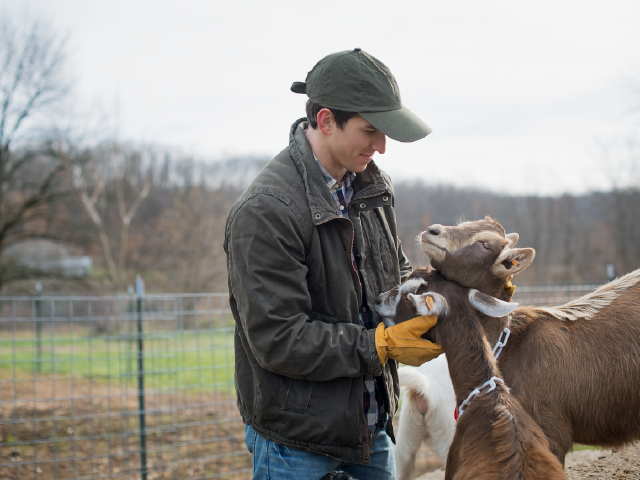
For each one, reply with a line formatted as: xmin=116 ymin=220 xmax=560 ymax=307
xmin=282 ymin=378 xmax=314 ymax=414
xmin=309 ymin=311 xmax=337 ymax=324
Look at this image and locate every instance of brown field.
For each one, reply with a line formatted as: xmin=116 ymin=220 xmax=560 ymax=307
xmin=0 ymin=374 xmax=251 ymax=480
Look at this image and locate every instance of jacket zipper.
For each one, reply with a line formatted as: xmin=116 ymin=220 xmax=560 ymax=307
xmin=317 ymin=191 xmax=390 ymax=455
xmin=315 ymin=216 xmax=362 ymax=307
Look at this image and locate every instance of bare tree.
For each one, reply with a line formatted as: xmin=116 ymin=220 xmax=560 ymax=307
xmin=114 ymin=148 xmax=150 ymax=274
xmin=142 ymin=183 xmax=228 ymax=293
xmin=0 ymin=13 xmax=71 ymax=289
xmin=58 ymin=140 xmax=119 ymax=281
xmin=59 ymin=139 xmax=151 ymax=287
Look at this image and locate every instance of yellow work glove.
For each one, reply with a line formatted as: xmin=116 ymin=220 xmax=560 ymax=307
xmin=375 ymin=315 xmax=444 ymax=367
xmin=505 ymin=275 xmax=516 ymax=297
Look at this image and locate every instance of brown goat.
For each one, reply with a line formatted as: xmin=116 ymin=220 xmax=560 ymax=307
xmin=411 ymin=216 xmax=640 ymax=464
xmin=376 ymin=269 xmax=567 ymax=479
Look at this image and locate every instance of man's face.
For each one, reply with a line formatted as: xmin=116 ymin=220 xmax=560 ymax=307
xmin=328 ymin=115 xmax=386 ymax=173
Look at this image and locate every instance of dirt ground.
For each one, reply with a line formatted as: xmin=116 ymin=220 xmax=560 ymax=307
xmin=566 ymin=444 xmax=640 ymax=480
xmin=0 ymin=375 xmax=251 ymax=480
xmin=416 ymin=444 xmax=640 ymax=480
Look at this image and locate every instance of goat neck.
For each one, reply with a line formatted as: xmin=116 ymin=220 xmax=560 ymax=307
xmin=475 ymin=309 xmax=512 ymax=357
xmin=435 ymin=307 xmax=501 ymax=408
xmin=476 ymin=275 xmax=514 ymax=303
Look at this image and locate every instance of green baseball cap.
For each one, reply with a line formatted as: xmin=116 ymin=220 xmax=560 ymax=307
xmin=291 ymin=48 xmax=432 ymax=142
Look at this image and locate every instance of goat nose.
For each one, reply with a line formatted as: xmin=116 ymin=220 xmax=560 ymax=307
xmin=427 ymin=226 xmax=441 ymax=236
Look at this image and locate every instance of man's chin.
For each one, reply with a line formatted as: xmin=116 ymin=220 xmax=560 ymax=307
xmin=354 ymin=157 xmax=373 ymax=172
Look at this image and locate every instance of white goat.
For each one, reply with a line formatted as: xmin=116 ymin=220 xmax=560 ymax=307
xmin=395 ymin=355 xmax=456 ymax=480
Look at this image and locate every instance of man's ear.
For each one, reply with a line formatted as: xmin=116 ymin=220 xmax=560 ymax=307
xmin=506 ymin=233 xmax=519 ymax=248
xmin=316 ymin=108 xmax=335 ymax=136
xmin=490 ymin=247 xmax=535 ymax=278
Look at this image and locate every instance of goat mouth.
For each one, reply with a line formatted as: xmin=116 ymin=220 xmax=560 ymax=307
xmin=421 ymin=238 xmax=446 ymax=251
xmin=421 ymin=240 xmax=447 ymax=260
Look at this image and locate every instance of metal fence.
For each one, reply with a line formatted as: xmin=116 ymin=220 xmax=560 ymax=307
xmin=513 ymin=284 xmax=604 ymax=306
xmin=0 ymin=292 xmax=248 ymax=480
xmin=0 ymin=284 xmax=604 ymax=480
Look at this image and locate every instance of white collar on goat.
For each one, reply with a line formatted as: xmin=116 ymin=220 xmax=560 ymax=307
xmin=457 ymin=293 xmax=515 ymax=418
xmin=456 ymin=316 xmax=511 ymax=418
xmin=457 ymin=376 xmax=510 ymax=417
xmin=491 ymin=314 xmax=512 ymax=360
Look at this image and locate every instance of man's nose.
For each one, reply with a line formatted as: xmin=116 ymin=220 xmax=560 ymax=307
xmin=372 ymin=132 xmax=386 ymax=154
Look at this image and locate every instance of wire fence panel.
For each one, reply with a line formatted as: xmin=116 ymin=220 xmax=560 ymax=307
xmin=515 ymin=284 xmax=602 ymax=306
xmin=0 ymin=285 xmax=604 ymax=479
xmin=0 ymin=293 xmax=250 ymax=480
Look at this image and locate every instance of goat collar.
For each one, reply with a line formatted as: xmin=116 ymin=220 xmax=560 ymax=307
xmin=491 ymin=314 xmax=512 ymax=360
xmin=456 ymin=314 xmax=513 ymax=419
xmin=457 ymin=376 xmax=509 ymax=417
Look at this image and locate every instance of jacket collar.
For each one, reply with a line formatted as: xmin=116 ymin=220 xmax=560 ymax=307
xmin=288 ymin=118 xmax=390 ymax=225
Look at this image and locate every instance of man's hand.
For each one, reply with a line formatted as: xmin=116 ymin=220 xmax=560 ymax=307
xmin=505 ymin=275 xmax=516 ymax=297
xmin=375 ymin=315 xmax=443 ymax=367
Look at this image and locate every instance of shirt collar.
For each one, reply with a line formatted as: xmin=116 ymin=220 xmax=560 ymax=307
xmin=312 ymin=153 xmax=356 ymax=192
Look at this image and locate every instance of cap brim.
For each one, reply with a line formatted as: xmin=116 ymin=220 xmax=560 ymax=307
xmin=361 ymin=105 xmax=432 ymax=142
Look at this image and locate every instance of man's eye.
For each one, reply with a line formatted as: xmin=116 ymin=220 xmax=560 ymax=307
xmin=366 ymin=130 xmax=376 ymax=134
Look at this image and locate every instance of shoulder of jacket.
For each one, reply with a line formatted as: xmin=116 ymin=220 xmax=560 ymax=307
xmin=224 ymin=188 xmax=314 ymax=256
xmin=225 ymin=154 xmax=313 ymax=240
xmin=228 ymin=148 xmax=299 ymax=208
xmin=378 ymin=169 xmax=396 ymax=197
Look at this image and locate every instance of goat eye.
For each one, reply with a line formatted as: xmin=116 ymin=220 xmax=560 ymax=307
xmin=482 ymin=241 xmax=490 ymax=249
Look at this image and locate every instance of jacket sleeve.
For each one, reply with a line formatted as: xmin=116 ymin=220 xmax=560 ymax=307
xmin=227 ymin=193 xmax=383 ymax=382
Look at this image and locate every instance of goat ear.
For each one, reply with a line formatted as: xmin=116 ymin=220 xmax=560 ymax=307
xmin=469 ymin=289 xmax=518 ymax=317
xmin=506 ymin=233 xmax=519 ymax=248
xmin=491 ymin=247 xmax=535 ymax=278
xmin=407 ymin=292 xmax=448 ymax=317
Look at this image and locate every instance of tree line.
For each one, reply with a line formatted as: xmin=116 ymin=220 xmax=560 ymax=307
xmin=4 ymin=147 xmax=638 ymax=293
xmin=394 ymin=182 xmax=640 ymax=285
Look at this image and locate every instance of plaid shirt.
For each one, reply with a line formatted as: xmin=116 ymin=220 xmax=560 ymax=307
xmin=313 ymin=156 xmax=385 ymax=432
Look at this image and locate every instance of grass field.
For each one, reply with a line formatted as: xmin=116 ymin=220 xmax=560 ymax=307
xmin=0 ymin=327 xmax=237 ymax=396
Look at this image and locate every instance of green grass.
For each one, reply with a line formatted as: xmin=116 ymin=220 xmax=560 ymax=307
xmin=572 ymin=444 xmax=602 ymax=452
xmin=0 ymin=328 xmax=237 ymax=394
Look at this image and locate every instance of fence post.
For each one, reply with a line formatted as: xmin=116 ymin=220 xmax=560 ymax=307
xmin=606 ymin=264 xmax=615 ymax=283
xmin=136 ymin=275 xmax=148 ymax=480
xmin=35 ymin=282 xmax=42 ymax=373
xmin=128 ymin=284 xmax=135 ymax=378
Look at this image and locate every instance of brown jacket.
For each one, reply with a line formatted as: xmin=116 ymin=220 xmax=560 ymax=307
xmin=223 ymin=118 xmax=411 ymax=464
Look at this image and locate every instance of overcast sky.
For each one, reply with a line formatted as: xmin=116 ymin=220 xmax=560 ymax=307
xmin=3 ymin=0 xmax=640 ymax=195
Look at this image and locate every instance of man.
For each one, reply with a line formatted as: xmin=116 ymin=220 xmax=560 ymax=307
xmin=224 ymin=48 xmax=443 ymax=479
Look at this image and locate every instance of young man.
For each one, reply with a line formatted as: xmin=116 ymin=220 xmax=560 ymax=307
xmin=224 ymin=49 xmax=443 ymax=479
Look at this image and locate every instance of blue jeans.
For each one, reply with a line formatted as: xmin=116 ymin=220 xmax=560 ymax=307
xmin=244 ymin=425 xmax=396 ymax=480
